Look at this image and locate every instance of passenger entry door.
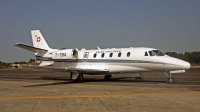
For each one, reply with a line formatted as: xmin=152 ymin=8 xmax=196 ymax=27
xmin=83 ymin=52 xmax=89 ymax=62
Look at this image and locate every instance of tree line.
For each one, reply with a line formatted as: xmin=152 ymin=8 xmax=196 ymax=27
xmin=0 ymin=58 xmax=35 ymax=69
xmin=13 ymin=58 xmax=36 ymax=64
xmin=165 ymin=52 xmax=200 ymax=64
xmin=0 ymin=61 xmax=11 ymax=69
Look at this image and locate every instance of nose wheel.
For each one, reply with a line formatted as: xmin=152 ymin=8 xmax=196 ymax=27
xmin=168 ymin=77 xmax=174 ymax=83
xmin=164 ymin=71 xmax=174 ymax=83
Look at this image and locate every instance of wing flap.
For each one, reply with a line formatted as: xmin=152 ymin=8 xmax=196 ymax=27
xmin=27 ymin=65 xmax=109 ymax=73
xmin=66 ymin=68 xmax=109 ymax=73
xmin=14 ymin=43 xmax=48 ymax=53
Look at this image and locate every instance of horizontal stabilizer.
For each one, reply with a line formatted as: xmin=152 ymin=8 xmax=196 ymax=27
xmin=14 ymin=43 xmax=48 ymax=53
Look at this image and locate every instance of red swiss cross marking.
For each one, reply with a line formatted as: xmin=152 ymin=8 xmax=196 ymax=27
xmin=37 ymin=37 xmax=41 ymax=42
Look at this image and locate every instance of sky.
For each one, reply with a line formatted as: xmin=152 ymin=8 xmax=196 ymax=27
xmin=0 ymin=0 xmax=200 ymax=62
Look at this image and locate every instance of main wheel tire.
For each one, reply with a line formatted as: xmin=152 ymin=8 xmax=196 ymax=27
xmin=104 ymin=75 xmax=112 ymax=81
xmin=168 ymin=77 xmax=174 ymax=83
xmin=74 ymin=74 xmax=83 ymax=83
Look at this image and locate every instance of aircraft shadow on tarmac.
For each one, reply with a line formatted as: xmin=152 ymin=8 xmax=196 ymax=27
xmin=23 ymin=81 xmax=73 ymax=87
xmin=22 ymin=77 xmax=166 ymax=87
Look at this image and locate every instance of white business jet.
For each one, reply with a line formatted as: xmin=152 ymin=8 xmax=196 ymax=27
xmin=15 ymin=30 xmax=190 ymax=83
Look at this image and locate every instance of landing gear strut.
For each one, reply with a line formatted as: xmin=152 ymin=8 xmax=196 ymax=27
xmin=70 ymin=73 xmax=73 ymax=80
xmin=164 ymin=71 xmax=174 ymax=83
xmin=104 ymin=74 xmax=112 ymax=81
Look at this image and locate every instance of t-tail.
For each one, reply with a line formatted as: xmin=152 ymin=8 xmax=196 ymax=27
xmin=15 ymin=30 xmax=57 ymax=66
xmin=31 ymin=30 xmax=50 ymax=50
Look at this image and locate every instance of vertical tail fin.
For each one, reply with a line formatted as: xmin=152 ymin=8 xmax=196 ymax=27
xmin=31 ymin=30 xmax=50 ymax=50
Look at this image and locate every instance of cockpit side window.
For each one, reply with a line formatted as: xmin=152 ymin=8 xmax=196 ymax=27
xmin=148 ymin=51 xmax=155 ymax=56
xmin=152 ymin=50 xmax=165 ymax=56
xmin=145 ymin=52 xmax=148 ymax=56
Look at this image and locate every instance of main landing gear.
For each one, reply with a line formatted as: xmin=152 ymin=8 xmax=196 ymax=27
xmin=70 ymin=73 xmax=112 ymax=82
xmin=164 ymin=71 xmax=174 ymax=83
xmin=104 ymin=74 xmax=112 ymax=81
xmin=70 ymin=73 xmax=84 ymax=83
xmin=74 ymin=74 xmax=83 ymax=83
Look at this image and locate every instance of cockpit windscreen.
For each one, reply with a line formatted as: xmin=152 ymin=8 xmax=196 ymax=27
xmin=152 ymin=50 xmax=165 ymax=56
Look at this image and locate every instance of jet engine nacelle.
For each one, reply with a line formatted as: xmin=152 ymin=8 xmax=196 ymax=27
xmin=52 ymin=49 xmax=78 ymax=60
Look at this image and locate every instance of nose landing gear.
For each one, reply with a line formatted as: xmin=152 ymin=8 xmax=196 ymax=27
xmin=164 ymin=71 xmax=174 ymax=83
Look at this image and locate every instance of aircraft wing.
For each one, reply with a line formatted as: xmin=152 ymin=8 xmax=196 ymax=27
xmin=66 ymin=68 xmax=109 ymax=73
xmin=14 ymin=43 xmax=48 ymax=53
xmin=28 ymin=65 xmax=109 ymax=73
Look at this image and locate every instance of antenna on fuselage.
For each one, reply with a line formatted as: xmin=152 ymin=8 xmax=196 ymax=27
xmin=97 ymin=46 xmax=101 ymax=50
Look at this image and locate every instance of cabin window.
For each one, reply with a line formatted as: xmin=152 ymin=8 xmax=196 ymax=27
xmin=118 ymin=52 xmax=121 ymax=57
xmin=145 ymin=52 xmax=148 ymax=56
xmin=148 ymin=51 xmax=155 ymax=56
xmin=93 ymin=53 xmax=97 ymax=58
xmin=109 ymin=53 xmax=113 ymax=57
xmin=101 ymin=53 xmax=105 ymax=58
xmin=127 ymin=52 xmax=130 ymax=57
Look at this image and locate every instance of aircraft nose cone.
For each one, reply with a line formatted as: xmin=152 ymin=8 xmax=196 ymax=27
xmin=166 ymin=57 xmax=191 ymax=70
xmin=179 ymin=61 xmax=191 ymax=69
xmin=184 ymin=61 xmax=191 ymax=69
